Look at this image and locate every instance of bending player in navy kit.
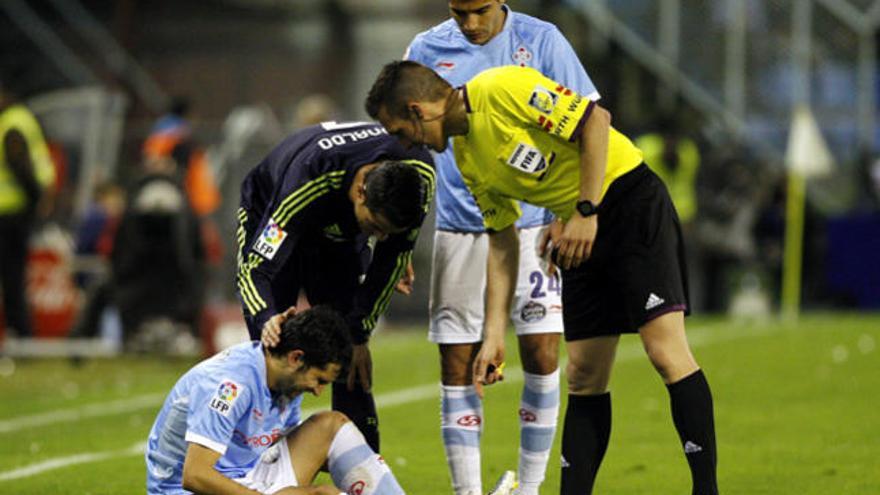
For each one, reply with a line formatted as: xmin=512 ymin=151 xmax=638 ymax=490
xmin=237 ymin=121 xmax=435 ymax=453
xmin=146 ymin=306 xmax=406 ymax=495
xmin=402 ymin=2 xmax=599 ymax=493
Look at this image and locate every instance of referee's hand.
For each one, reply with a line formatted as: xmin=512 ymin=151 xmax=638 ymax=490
xmin=556 ymin=215 xmax=598 ymax=270
xmin=260 ymin=306 xmax=297 ymax=348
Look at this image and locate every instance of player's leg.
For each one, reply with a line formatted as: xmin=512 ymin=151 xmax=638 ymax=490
xmin=640 ymin=312 xmax=717 ymax=495
xmin=283 ymin=411 xmax=404 ymax=494
xmin=510 ymin=225 xmax=563 ymax=495
xmin=560 ymin=336 xmax=618 ymax=495
xmin=555 ymin=215 xmax=626 ymax=495
xmin=0 ymin=220 xmax=33 ymax=337
xmin=303 ymin=240 xmax=383 ymax=453
xmin=430 ymin=230 xmax=489 ymax=495
xmin=628 ymin=165 xmax=718 ymax=495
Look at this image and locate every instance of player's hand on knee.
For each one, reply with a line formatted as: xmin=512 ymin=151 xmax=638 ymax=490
xmin=394 ymin=261 xmax=415 ymax=295
xmin=557 ymin=215 xmax=597 ymax=269
xmin=347 ymin=344 xmax=372 ymax=393
xmin=261 ymin=306 xmax=297 ymax=348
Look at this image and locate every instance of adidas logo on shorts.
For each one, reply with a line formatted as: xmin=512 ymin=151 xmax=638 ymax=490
xmin=645 ymin=293 xmax=665 ymax=310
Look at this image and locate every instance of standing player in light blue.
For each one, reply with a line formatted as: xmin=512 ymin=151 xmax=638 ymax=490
xmin=145 ymin=307 xmax=405 ymax=495
xmin=403 ymin=2 xmax=599 ymax=494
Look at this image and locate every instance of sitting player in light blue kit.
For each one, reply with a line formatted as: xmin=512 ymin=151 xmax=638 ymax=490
xmin=145 ymin=307 xmax=405 ymax=495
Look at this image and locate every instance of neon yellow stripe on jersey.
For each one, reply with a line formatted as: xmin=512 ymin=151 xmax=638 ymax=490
xmin=235 ymin=209 xmax=263 ymax=315
xmin=273 ymin=171 xmax=345 ymax=227
xmin=362 ymin=250 xmax=411 ymax=331
xmin=238 ymin=253 xmax=267 ymax=315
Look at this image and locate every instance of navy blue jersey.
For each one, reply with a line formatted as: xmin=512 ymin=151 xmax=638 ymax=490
xmin=236 ymin=122 xmax=434 ymax=343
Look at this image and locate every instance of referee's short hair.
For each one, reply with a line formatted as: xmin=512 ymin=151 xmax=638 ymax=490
xmin=365 ymin=60 xmax=451 ymax=120
xmin=364 ymin=160 xmax=427 ymax=230
xmin=269 ymin=306 xmax=352 ymax=370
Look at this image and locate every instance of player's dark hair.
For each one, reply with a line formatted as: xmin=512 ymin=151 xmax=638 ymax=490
xmin=365 ymin=60 xmax=451 ymax=119
xmin=269 ymin=306 xmax=352 ymax=370
xmin=364 ymin=160 xmax=427 ymax=230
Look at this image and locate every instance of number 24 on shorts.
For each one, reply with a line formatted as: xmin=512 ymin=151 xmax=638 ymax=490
xmin=529 ymin=270 xmax=561 ymax=299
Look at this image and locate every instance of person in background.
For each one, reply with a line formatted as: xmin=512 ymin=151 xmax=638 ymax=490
xmin=0 ymin=80 xmax=56 ymax=339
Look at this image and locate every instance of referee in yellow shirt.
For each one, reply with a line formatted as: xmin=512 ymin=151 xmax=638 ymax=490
xmin=367 ymin=62 xmax=718 ymax=495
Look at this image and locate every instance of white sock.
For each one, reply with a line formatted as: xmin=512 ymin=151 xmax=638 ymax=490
xmin=441 ymin=384 xmax=483 ymax=495
xmin=327 ymin=422 xmax=404 ymax=495
xmin=516 ymin=369 xmax=560 ymax=495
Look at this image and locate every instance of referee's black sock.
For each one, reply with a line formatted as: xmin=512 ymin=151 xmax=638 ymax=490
xmin=332 ymin=383 xmax=380 ymax=453
xmin=667 ymin=370 xmax=718 ymax=495
xmin=560 ymin=392 xmax=611 ymax=495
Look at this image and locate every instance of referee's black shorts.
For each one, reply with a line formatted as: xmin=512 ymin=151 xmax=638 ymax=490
xmin=560 ymin=163 xmax=690 ymax=341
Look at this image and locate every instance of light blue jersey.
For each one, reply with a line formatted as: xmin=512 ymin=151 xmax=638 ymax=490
xmin=146 ymin=342 xmax=302 ymax=494
xmin=405 ymin=6 xmax=599 ymax=232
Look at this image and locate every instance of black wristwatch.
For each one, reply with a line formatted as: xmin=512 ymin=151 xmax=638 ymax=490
xmin=575 ymin=199 xmax=598 ymax=217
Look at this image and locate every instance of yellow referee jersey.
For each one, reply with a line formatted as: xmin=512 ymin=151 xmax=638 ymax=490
xmin=453 ymin=66 xmax=643 ymax=231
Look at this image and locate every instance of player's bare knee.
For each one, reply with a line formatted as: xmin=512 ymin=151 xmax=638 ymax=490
xmin=311 ymin=410 xmax=350 ymax=434
xmin=439 ymin=344 xmax=477 ymax=385
xmin=566 ymin=359 xmax=608 ymax=395
xmin=645 ymin=345 xmax=697 ymax=383
xmin=441 ymin=364 xmax=472 ymax=385
xmin=521 ymin=346 xmax=559 ymax=375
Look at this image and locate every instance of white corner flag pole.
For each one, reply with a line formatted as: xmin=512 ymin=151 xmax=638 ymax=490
xmin=782 ymin=105 xmax=833 ymax=322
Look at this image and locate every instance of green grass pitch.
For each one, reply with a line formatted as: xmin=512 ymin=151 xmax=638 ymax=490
xmin=0 ymin=313 xmax=877 ymax=494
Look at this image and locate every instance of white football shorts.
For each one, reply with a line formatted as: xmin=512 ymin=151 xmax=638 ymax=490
xmin=234 ymin=437 xmax=298 ymax=492
xmin=428 ymin=225 xmax=563 ymax=344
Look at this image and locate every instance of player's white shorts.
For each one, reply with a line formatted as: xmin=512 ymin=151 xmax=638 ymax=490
xmin=428 ymin=225 xmax=563 ymax=344
xmin=234 ymin=437 xmax=299 ymax=492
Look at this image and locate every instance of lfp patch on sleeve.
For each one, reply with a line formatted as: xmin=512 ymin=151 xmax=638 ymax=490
xmin=252 ymin=219 xmax=287 ymax=260
xmin=528 ymin=85 xmax=558 ymax=115
xmin=209 ymin=379 xmax=242 ymax=417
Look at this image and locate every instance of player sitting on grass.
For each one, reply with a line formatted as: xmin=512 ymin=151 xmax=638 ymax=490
xmin=145 ymin=306 xmax=406 ymax=495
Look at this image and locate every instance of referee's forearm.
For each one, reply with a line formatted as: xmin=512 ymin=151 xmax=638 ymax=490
xmin=485 ymin=226 xmax=518 ymax=340
xmin=578 ymin=105 xmax=610 ymax=203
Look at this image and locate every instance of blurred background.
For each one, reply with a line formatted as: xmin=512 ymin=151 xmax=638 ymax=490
xmin=1 ymin=0 xmax=878 ymax=357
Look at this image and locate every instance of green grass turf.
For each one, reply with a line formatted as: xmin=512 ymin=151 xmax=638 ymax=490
xmin=0 ymin=313 xmax=877 ymax=494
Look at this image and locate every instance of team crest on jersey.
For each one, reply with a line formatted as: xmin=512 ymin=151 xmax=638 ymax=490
xmin=210 ymin=379 xmax=242 ymax=417
xmin=252 ymin=218 xmax=287 ymax=260
xmin=506 ymin=143 xmax=547 ymax=174
xmin=512 ymin=46 xmax=533 ymax=66
xmin=521 ymin=301 xmax=547 ymax=322
xmin=528 ymin=85 xmax=557 ymax=115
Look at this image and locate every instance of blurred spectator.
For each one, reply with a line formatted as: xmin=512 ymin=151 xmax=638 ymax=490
xmin=0 ymin=81 xmax=56 ymax=338
xmin=695 ymin=142 xmax=762 ymax=312
xmin=143 ymin=97 xmax=221 ymax=219
xmin=289 ymin=93 xmax=340 ymax=130
xmin=70 ymin=157 xmax=206 ymax=350
xmin=73 ymin=181 xmax=125 ymax=285
xmin=636 ymin=116 xmax=701 ymax=227
xmin=112 ymin=156 xmax=206 ymax=347
xmin=67 ymin=182 xmax=125 ymax=341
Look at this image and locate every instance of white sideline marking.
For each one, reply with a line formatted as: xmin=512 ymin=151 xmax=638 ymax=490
xmin=0 ymin=393 xmax=167 ymax=434
xmin=0 ymin=323 xmax=775 ymax=481
xmin=0 ymin=442 xmax=145 ymax=481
